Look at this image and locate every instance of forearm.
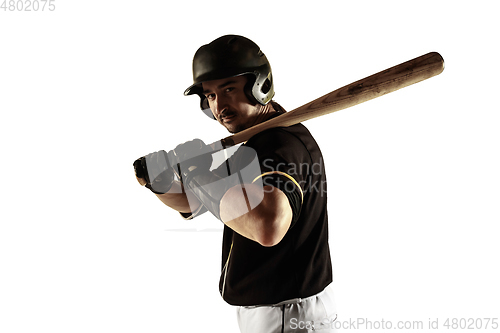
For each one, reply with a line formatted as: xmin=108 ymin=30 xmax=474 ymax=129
xmin=154 ymin=180 xmax=201 ymax=214
xmin=220 ymin=185 xmax=292 ymax=247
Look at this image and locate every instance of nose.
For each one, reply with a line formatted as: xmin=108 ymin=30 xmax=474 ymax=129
xmin=212 ymin=94 xmax=228 ymax=118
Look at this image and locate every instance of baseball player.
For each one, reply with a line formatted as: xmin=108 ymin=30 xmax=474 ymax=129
xmin=134 ymin=35 xmax=337 ymax=333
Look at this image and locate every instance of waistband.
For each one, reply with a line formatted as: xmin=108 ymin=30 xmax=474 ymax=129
xmin=241 ymin=283 xmax=333 ymax=309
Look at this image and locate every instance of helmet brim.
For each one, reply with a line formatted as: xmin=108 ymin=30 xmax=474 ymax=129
xmin=184 ymin=71 xmax=253 ymax=97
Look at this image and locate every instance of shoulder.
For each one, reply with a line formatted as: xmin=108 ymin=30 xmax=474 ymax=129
xmin=245 ymin=122 xmax=319 ymax=161
xmin=246 ymin=123 xmax=311 ymax=150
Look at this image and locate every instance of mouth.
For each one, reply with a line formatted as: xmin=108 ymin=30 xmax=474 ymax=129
xmin=219 ymin=112 xmax=236 ymax=123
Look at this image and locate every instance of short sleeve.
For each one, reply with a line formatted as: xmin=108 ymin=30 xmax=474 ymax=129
xmin=245 ymin=128 xmax=311 ymax=228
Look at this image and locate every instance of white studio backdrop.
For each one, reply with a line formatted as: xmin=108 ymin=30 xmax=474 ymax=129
xmin=1 ymin=1 xmax=499 ymax=332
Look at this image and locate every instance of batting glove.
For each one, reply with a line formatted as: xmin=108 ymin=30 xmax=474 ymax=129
xmin=134 ymin=150 xmax=175 ymax=194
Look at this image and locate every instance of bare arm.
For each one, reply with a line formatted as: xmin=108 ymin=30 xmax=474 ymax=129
xmin=153 ymin=180 xmax=202 ymax=214
xmin=220 ymin=184 xmax=292 ymax=247
xmin=140 ymin=169 xmax=291 ymax=242
xmin=136 ymin=170 xmax=201 ymax=214
xmin=135 ymin=142 xmax=291 ymax=237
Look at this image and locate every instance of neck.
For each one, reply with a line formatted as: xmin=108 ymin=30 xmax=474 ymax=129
xmin=254 ymin=103 xmax=278 ymax=125
xmin=227 ymin=102 xmax=280 ymax=134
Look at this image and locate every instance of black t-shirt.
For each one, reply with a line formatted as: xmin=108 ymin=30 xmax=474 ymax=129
xmin=214 ymin=118 xmax=332 ymax=306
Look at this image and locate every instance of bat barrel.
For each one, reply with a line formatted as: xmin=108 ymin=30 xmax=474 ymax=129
xmin=210 ymin=52 xmax=444 ymax=150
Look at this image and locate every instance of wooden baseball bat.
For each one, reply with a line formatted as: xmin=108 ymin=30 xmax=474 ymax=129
xmin=136 ymin=52 xmax=444 ymax=186
xmin=210 ymin=51 xmax=444 ymax=151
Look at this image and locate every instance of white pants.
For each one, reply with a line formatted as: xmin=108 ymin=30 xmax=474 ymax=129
xmin=236 ymin=284 xmax=337 ymax=333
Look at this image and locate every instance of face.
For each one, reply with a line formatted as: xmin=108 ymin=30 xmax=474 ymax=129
xmin=202 ymin=75 xmax=263 ymax=133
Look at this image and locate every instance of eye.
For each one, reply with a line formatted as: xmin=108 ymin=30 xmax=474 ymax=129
xmin=225 ymin=87 xmax=235 ymax=93
xmin=205 ymin=93 xmax=215 ymax=100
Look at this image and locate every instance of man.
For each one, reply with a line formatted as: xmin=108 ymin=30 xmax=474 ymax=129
xmin=134 ymin=35 xmax=337 ymax=333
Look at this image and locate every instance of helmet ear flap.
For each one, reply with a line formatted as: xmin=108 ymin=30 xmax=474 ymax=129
xmin=251 ymin=71 xmax=275 ymax=105
xmin=243 ymin=74 xmax=259 ymax=105
xmin=243 ymin=73 xmax=274 ymax=106
xmin=261 ymin=76 xmax=272 ymax=95
xmin=199 ymin=95 xmax=216 ymax=119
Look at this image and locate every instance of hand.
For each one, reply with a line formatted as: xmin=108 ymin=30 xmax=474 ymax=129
xmin=133 ymin=150 xmax=174 ymax=194
xmin=169 ymin=139 xmax=228 ymax=220
xmin=170 ymin=139 xmax=213 ymax=182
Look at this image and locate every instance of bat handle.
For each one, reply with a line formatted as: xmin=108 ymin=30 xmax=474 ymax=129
xmin=209 ymin=137 xmax=236 ymax=152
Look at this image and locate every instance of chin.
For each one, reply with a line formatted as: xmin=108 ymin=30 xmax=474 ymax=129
xmin=227 ymin=123 xmax=247 ymax=134
xmin=226 ymin=126 xmax=239 ymax=134
xmin=223 ymin=120 xmax=242 ymax=134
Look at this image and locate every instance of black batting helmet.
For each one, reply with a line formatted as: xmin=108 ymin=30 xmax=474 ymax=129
xmin=184 ymin=35 xmax=275 ymax=119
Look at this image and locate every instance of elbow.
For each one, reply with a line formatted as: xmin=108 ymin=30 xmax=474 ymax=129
xmin=258 ymin=234 xmax=284 ymax=247
xmin=221 ymin=184 xmax=294 ymax=247
xmin=255 ymin=209 xmax=293 ymax=248
xmin=254 ymin=187 xmax=294 ymax=247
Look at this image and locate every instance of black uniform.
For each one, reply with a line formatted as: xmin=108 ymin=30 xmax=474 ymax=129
xmin=211 ymin=115 xmax=332 ymax=306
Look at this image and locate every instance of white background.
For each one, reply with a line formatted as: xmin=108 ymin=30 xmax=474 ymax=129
xmin=1 ymin=1 xmax=499 ymax=332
